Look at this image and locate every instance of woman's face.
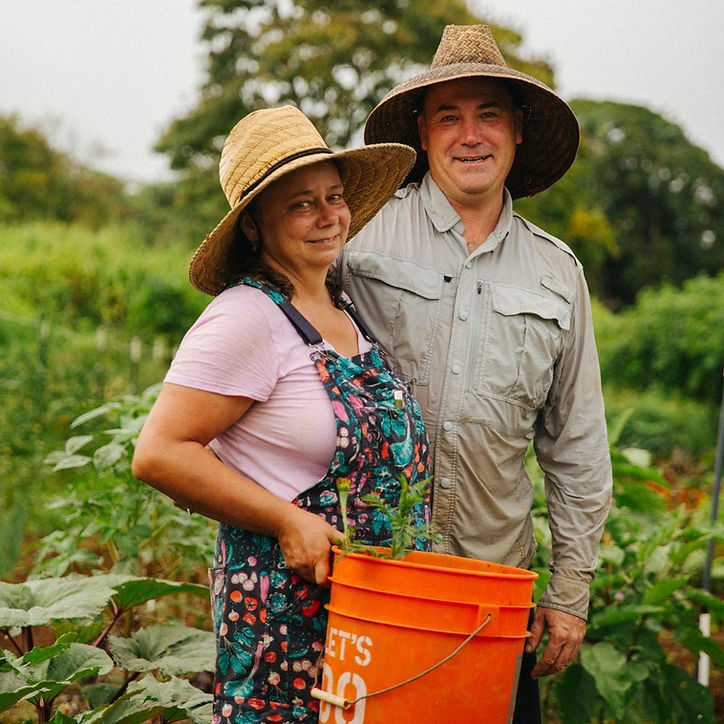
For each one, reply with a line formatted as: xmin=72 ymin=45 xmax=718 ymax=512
xmin=242 ymin=161 xmax=351 ymax=281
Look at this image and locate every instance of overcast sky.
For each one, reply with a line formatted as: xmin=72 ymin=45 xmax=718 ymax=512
xmin=2 ymin=0 xmax=722 ymax=184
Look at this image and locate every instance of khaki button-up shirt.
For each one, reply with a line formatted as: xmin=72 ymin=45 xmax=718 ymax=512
xmin=341 ymin=174 xmax=612 ymax=619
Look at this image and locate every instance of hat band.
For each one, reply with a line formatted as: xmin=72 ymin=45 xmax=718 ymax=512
xmin=237 ymin=147 xmax=333 ymax=206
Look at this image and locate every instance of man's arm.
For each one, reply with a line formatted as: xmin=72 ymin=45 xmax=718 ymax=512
xmin=531 ymin=265 xmax=613 ymax=670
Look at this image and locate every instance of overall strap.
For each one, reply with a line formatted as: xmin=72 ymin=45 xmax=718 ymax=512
xmin=343 ymin=302 xmax=379 ymax=344
xmin=277 ymin=301 xmax=323 ymax=346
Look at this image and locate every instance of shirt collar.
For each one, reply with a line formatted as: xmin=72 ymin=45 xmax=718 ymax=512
xmin=419 ymin=172 xmax=515 ymax=251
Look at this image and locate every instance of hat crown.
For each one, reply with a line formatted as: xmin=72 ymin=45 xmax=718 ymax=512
xmin=219 ymin=106 xmax=329 ymax=209
xmin=431 ymin=25 xmax=508 ymax=69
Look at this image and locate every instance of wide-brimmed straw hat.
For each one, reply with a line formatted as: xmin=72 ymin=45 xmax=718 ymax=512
xmin=190 ymin=105 xmax=416 ymax=295
xmin=364 ymin=25 xmax=580 ymax=199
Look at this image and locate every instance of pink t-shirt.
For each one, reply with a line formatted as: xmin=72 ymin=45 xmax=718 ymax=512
xmin=164 ymin=284 xmax=371 ymax=501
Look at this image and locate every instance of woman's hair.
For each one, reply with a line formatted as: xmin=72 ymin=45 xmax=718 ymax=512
xmin=230 ymin=213 xmax=344 ymax=307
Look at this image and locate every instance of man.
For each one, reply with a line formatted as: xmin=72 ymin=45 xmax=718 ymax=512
xmin=342 ymin=25 xmax=612 ymax=722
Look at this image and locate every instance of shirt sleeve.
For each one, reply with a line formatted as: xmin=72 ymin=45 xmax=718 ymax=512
xmin=534 ymin=267 xmax=613 ymax=619
xmin=165 ymin=287 xmax=280 ymax=401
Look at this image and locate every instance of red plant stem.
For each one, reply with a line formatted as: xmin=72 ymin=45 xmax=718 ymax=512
xmin=1 ymin=628 xmax=24 ymax=655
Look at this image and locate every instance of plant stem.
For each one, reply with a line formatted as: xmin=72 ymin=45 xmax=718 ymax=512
xmin=1 ymin=627 xmax=24 ymax=655
xmin=92 ymin=600 xmax=122 ymax=648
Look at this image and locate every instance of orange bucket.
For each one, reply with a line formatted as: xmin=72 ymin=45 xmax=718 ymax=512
xmin=313 ymin=547 xmax=537 ymax=724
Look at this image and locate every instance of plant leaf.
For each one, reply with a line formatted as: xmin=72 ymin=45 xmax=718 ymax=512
xmin=0 ymin=576 xmax=117 ymax=627
xmin=590 ymin=604 xmax=663 ymax=629
xmin=79 ymin=674 xmax=212 ymax=724
xmin=642 ymin=576 xmax=689 ymax=605
xmin=108 ymin=624 xmax=214 ymax=675
xmin=580 ymin=642 xmax=646 ymax=719
xmin=109 ymin=577 xmax=209 ymax=611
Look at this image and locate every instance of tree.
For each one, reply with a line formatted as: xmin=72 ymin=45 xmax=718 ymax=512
xmin=154 ymin=0 xmax=558 ymax=243
xmin=517 ymin=101 xmax=724 ymax=307
xmin=0 ymin=115 xmax=126 ymax=227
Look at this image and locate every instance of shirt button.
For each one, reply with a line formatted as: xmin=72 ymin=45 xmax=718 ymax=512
xmin=459 ymin=310 xmax=469 ymax=320
xmin=442 ymin=421 xmax=453 ymax=431
xmin=451 ymin=363 xmax=462 ymax=374
xmin=439 ymin=478 xmax=453 ymax=489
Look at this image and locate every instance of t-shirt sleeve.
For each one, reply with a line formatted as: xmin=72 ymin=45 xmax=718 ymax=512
xmin=165 ymin=287 xmax=280 ymax=401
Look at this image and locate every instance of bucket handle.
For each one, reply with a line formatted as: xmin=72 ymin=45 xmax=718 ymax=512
xmin=311 ymin=612 xmax=492 ymax=710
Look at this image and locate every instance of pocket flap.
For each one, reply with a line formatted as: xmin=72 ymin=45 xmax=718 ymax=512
xmin=347 ymin=251 xmax=444 ymax=300
xmin=491 ymin=285 xmax=571 ymax=330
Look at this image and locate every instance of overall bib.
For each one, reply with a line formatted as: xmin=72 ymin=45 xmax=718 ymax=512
xmin=210 ymin=279 xmax=431 ymax=724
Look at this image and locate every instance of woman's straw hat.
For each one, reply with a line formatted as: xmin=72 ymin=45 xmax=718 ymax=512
xmin=190 ymin=105 xmax=416 ymax=295
xmin=364 ymin=25 xmax=580 ymax=199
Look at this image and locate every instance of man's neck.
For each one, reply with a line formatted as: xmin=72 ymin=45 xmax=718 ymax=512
xmin=426 ymin=174 xmax=505 ymax=254
xmin=451 ymin=196 xmax=504 ymax=255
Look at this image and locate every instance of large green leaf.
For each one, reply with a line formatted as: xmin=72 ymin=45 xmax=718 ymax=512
xmin=580 ymin=642 xmax=647 ymax=720
xmin=642 ymin=576 xmax=689 ymax=605
xmin=109 ymin=577 xmax=209 ymax=611
xmin=108 ymin=624 xmax=214 ymax=675
xmin=658 ymin=661 xmax=715 ymax=724
xmin=0 ymin=644 xmax=113 ymax=712
xmin=80 ymin=674 xmax=212 ymax=724
xmin=0 ymin=666 xmax=43 ymax=713
xmin=589 ymin=604 xmax=663 ymax=628
xmin=0 ymin=576 xmax=117 ymax=627
xmin=554 ymin=664 xmax=601 ymax=723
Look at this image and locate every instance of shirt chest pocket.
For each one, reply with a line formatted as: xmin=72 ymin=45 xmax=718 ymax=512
xmin=346 ymin=252 xmax=444 ymax=386
xmin=475 ymin=284 xmax=571 ymax=409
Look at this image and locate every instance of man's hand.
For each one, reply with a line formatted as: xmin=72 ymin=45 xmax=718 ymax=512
xmin=526 ymin=607 xmax=586 ymax=678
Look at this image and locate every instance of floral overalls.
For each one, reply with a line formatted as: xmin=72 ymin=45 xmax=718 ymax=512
xmin=210 ymin=279 xmax=431 ymax=724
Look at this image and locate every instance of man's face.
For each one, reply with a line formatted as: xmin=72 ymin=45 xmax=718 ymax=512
xmin=418 ymin=77 xmax=523 ymax=208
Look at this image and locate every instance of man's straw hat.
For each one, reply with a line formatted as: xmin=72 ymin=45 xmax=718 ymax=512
xmin=364 ymin=25 xmax=580 ymax=198
xmin=190 ymin=106 xmax=416 ymax=295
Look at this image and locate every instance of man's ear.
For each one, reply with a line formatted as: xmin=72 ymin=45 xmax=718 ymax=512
xmin=417 ymin=114 xmax=428 ymax=152
xmin=514 ymin=107 xmax=524 ymax=146
xmin=239 ymin=211 xmax=259 ymax=241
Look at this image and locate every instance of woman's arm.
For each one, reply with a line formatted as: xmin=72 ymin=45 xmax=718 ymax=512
xmin=132 ymin=382 xmax=341 ymax=584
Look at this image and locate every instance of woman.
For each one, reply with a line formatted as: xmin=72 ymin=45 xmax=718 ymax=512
xmin=132 ymin=106 xmax=430 ymax=723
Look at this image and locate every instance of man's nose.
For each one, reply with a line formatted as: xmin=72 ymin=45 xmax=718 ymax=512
xmin=460 ymin=117 xmax=481 ymax=145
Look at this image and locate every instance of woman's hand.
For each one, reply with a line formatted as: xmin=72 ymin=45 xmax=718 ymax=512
xmin=275 ymin=506 xmax=343 ymax=585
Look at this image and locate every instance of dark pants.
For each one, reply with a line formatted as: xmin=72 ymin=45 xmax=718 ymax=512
xmin=512 ymin=646 xmax=541 ymax=724
xmin=512 ymin=608 xmax=541 ymax=724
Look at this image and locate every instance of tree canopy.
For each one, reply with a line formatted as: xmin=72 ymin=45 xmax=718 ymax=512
xmin=517 ymin=101 xmax=724 ymax=306
xmin=0 ymin=116 xmax=126 ymax=228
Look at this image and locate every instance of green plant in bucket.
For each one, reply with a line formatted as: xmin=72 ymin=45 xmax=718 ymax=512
xmin=336 ymin=475 xmax=440 ymax=559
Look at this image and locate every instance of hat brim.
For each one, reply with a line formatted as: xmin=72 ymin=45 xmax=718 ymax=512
xmin=364 ymin=63 xmax=580 ymax=199
xmin=189 ymin=142 xmax=416 ymax=295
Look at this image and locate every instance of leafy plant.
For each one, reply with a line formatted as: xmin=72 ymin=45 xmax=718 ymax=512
xmin=37 ymin=385 xmax=215 ymax=580
xmin=336 ymin=475 xmax=441 ymax=559
xmin=528 ymin=413 xmax=724 ymax=723
xmin=0 ymin=574 xmax=213 ymax=723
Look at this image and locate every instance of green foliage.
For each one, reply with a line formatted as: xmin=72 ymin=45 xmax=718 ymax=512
xmin=336 ymin=475 xmax=441 ymax=559
xmin=151 ymin=0 xmax=558 ymax=244
xmin=518 ymin=100 xmax=724 ymax=307
xmin=0 ymin=575 xmax=212 ymax=724
xmin=0 ymin=115 xmax=128 ymax=228
xmin=36 ymin=386 xmax=216 ymax=580
xmin=596 ymin=273 xmax=724 ymax=407
xmin=527 ymin=430 xmax=724 ymax=723
xmin=0 ymin=221 xmax=207 ymax=568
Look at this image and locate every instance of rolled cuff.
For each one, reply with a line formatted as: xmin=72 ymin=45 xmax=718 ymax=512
xmin=538 ymin=569 xmax=591 ymax=620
